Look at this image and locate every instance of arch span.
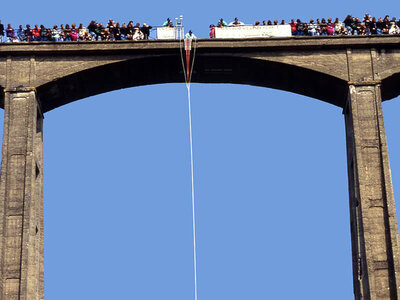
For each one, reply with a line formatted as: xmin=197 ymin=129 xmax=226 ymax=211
xmin=37 ymin=55 xmax=348 ymax=112
xmin=382 ymin=72 xmax=400 ymax=101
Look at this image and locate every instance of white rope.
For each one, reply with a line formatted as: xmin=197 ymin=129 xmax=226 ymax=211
xmin=187 ymin=84 xmax=198 ymax=300
xmin=179 ymin=36 xmax=198 ymax=300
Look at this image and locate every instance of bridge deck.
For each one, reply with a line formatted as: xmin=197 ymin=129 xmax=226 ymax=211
xmin=0 ymin=35 xmax=400 ymax=53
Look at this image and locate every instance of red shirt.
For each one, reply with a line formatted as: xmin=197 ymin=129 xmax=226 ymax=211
xmin=32 ymin=27 xmax=41 ymax=37
xmin=290 ymin=22 xmax=297 ymax=32
xmin=209 ymin=27 xmax=215 ymax=38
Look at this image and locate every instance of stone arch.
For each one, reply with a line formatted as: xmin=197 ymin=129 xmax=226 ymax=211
xmin=382 ymin=71 xmax=400 ymax=101
xmin=37 ymin=55 xmax=348 ymax=112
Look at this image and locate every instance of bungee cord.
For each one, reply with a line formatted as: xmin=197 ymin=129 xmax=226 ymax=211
xmin=179 ymin=35 xmax=198 ymax=300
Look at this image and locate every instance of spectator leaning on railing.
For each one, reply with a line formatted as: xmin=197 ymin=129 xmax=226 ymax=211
xmin=16 ymin=25 xmax=25 ymax=41
xmin=0 ymin=19 xmax=155 ymax=42
xmin=51 ymin=25 xmax=61 ymax=42
xmin=229 ymin=18 xmax=244 ymax=27
xmin=290 ymin=19 xmax=297 ymax=35
xmin=327 ymin=18 xmax=334 ymax=35
xmin=296 ymin=20 xmax=305 ymax=36
xmin=217 ymin=18 xmax=228 ymax=27
xmin=0 ymin=15 xmax=400 ymax=43
xmin=307 ymin=19 xmax=317 ymax=36
xmin=209 ymin=24 xmax=216 ymax=38
xmin=163 ymin=18 xmax=173 ymax=27
xmin=0 ymin=20 xmax=4 ymax=42
xmin=6 ymin=24 xmax=15 ymax=42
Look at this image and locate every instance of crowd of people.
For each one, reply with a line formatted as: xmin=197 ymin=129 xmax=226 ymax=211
xmin=1 ymin=14 xmax=400 ymax=43
xmin=209 ymin=14 xmax=400 ymax=37
xmin=0 ymin=19 xmax=153 ymax=42
xmin=289 ymin=14 xmax=400 ymax=36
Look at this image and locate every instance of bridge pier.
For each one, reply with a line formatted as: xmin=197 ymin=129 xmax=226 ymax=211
xmin=345 ymin=83 xmax=400 ymax=300
xmin=0 ymin=88 xmax=43 ymax=300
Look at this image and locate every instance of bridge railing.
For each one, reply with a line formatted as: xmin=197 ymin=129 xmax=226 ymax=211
xmin=2 ymin=23 xmax=400 ymax=43
xmin=156 ymin=27 xmax=184 ymax=40
xmin=214 ymin=24 xmax=292 ymax=38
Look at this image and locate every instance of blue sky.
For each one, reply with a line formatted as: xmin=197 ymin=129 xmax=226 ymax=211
xmin=1 ymin=1 xmax=400 ymax=299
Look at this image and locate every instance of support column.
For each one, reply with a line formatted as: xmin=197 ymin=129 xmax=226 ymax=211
xmin=345 ymin=83 xmax=400 ymax=300
xmin=0 ymin=87 xmax=43 ymax=300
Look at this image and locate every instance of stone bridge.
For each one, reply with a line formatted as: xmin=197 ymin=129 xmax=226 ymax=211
xmin=1 ymin=35 xmax=400 ymax=299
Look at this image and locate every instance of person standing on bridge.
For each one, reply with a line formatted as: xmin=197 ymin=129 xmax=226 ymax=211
xmin=320 ymin=18 xmax=328 ymax=35
xmin=32 ymin=25 xmax=41 ymax=41
xmin=141 ymin=23 xmax=152 ymax=40
xmin=24 ymin=25 xmax=33 ymax=42
xmin=163 ymin=18 xmax=173 ymax=27
xmin=63 ymin=24 xmax=72 ymax=41
xmin=327 ymin=18 xmax=335 ymax=35
xmin=95 ymin=23 xmax=105 ymax=40
xmin=16 ymin=25 xmax=25 ymax=41
xmin=307 ymin=19 xmax=317 ymax=36
xmin=51 ymin=25 xmax=62 ymax=42
xmin=0 ymin=21 xmax=4 ymax=43
xmin=350 ymin=17 xmax=361 ymax=35
xmin=296 ymin=19 xmax=305 ymax=36
xmin=218 ymin=18 xmax=228 ymax=27
xmin=290 ymin=19 xmax=297 ymax=35
xmin=126 ymin=22 xmax=134 ymax=40
xmin=334 ymin=18 xmax=343 ymax=35
xmin=70 ymin=24 xmax=78 ymax=41
xmin=343 ymin=15 xmax=353 ymax=34
xmin=78 ymin=24 xmax=88 ymax=41
xmin=111 ymin=23 xmax=121 ymax=40
xmin=209 ymin=24 xmax=216 ymax=38
xmin=40 ymin=25 xmax=48 ymax=41
xmin=88 ymin=21 xmax=97 ymax=40
xmin=120 ymin=23 xmax=129 ymax=40
xmin=185 ymin=30 xmax=197 ymax=39
xmin=389 ymin=18 xmax=400 ymax=34
xmin=376 ymin=17 xmax=384 ymax=34
xmin=132 ymin=27 xmax=144 ymax=40
xmin=229 ymin=18 xmax=244 ymax=27
xmin=5 ymin=24 xmax=15 ymax=42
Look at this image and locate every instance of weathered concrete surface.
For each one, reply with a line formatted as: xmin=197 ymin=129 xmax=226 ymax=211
xmin=345 ymin=84 xmax=400 ymax=299
xmin=0 ymin=88 xmax=43 ymax=300
xmin=1 ymin=36 xmax=400 ymax=299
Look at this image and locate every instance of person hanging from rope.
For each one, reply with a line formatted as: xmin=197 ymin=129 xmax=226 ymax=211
xmin=185 ymin=30 xmax=197 ymax=39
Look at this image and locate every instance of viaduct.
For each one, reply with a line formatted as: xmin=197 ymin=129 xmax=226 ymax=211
xmin=1 ymin=35 xmax=400 ymax=299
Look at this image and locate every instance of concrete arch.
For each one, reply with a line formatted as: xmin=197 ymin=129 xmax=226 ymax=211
xmin=37 ymin=54 xmax=348 ymax=112
xmin=382 ymin=71 xmax=400 ymax=101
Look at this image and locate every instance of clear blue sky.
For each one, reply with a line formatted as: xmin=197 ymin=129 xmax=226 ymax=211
xmin=1 ymin=1 xmax=400 ymax=299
